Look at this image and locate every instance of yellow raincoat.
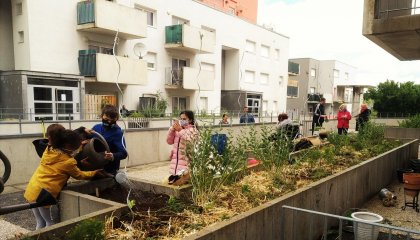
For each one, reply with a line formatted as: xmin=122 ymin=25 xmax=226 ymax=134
xmin=24 ymin=147 xmax=97 ymax=202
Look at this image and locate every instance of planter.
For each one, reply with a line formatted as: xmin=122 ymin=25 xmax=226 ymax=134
xmin=397 ymin=168 xmax=414 ymax=183
xmin=351 ymin=212 xmax=383 ymax=240
xmin=403 ymin=173 xmax=420 ymax=198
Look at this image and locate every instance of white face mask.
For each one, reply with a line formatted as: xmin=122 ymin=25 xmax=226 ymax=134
xmin=179 ymin=119 xmax=189 ymax=126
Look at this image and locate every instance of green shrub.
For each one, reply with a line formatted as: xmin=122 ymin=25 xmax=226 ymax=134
xmin=67 ymin=218 xmax=104 ymax=240
xmin=399 ymin=114 xmax=420 ymax=128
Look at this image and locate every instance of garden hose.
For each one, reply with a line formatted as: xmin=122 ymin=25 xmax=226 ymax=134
xmin=0 ymin=150 xmax=12 ymax=194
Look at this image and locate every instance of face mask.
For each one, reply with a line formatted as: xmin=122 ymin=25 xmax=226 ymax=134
xmin=179 ymin=119 xmax=189 ymax=126
xmin=102 ymin=119 xmax=116 ymax=128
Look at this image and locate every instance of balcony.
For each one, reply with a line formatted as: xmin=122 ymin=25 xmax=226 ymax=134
xmin=307 ymin=94 xmax=323 ymax=103
xmin=362 ymin=0 xmax=420 ymax=60
xmin=288 ymin=61 xmax=300 ymax=75
xmin=78 ymin=50 xmax=147 ymax=85
xmin=165 ymin=67 xmax=214 ymax=90
xmin=165 ymin=24 xmax=215 ymax=54
xmin=77 ymin=0 xmax=147 ymax=39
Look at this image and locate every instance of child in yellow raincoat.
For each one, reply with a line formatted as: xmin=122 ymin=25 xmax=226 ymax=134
xmin=24 ymin=126 xmax=107 ymax=229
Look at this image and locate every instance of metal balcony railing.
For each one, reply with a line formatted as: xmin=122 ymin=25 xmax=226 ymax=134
xmin=165 ymin=67 xmax=183 ymax=86
xmin=375 ymin=0 xmax=420 ymax=19
xmin=288 ymin=61 xmax=300 ymax=75
xmin=165 ymin=25 xmax=183 ymax=44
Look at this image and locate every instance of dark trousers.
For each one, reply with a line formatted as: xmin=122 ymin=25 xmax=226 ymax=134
xmin=338 ymin=128 xmax=348 ymax=135
xmin=311 ymin=119 xmax=324 ymax=135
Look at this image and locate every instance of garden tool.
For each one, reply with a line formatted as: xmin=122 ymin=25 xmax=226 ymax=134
xmin=0 ymin=188 xmax=56 ymax=215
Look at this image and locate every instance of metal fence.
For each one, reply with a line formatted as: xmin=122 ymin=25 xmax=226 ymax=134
xmin=281 ymin=205 xmax=420 ymax=240
xmin=376 ymin=0 xmax=420 ymax=19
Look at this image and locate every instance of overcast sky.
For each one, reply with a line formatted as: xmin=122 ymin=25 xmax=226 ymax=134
xmin=258 ymin=0 xmax=420 ymax=86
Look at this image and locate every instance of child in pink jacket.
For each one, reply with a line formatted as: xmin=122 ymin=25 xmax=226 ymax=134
xmin=337 ymin=104 xmax=352 ymax=135
xmin=166 ymin=110 xmax=198 ymax=184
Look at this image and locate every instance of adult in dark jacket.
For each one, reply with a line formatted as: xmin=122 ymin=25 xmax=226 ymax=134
xmin=356 ymin=104 xmax=371 ymax=131
xmin=312 ymin=97 xmax=327 ymax=135
xmin=92 ymin=105 xmax=127 ymax=175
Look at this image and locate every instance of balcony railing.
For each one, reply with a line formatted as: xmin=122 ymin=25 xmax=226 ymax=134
xmin=78 ymin=51 xmax=147 ymax=85
xmin=288 ymin=61 xmax=300 ymax=75
xmin=375 ymin=0 xmax=420 ymax=19
xmin=165 ymin=24 xmax=215 ymax=53
xmin=307 ymin=94 xmax=323 ymax=102
xmin=165 ymin=68 xmax=183 ymax=88
xmin=76 ymin=0 xmax=147 ymax=39
xmin=165 ymin=67 xmax=215 ymax=90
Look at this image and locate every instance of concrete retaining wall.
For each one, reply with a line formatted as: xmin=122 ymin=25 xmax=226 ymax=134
xmin=25 ymin=189 xmax=126 ymax=240
xmin=1 ymin=124 xmax=274 ymax=185
xmin=184 ymin=139 xmax=419 ymax=240
xmin=385 ymin=127 xmax=420 ymax=140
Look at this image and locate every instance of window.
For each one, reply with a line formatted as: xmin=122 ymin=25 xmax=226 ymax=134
xmin=246 ymin=94 xmax=261 ymax=114
xmin=201 ymin=25 xmax=215 ymax=33
xmin=172 ymin=97 xmax=187 ymax=113
xmin=261 ymin=45 xmax=270 ymax=58
xmin=334 ymin=69 xmax=340 ymax=78
xmin=287 ymin=80 xmax=298 ymax=98
xmin=139 ymin=97 xmax=156 ymax=111
xmin=145 ymin=52 xmax=157 ymax=70
xmin=275 ymin=49 xmax=280 ymax=60
xmin=260 ymin=73 xmax=269 ymax=84
xmin=345 ymin=72 xmax=349 ymax=80
xmin=135 ymin=5 xmax=157 ymax=27
xmin=245 ymin=70 xmax=255 ymax=83
xmin=245 ymin=40 xmax=256 ymax=53
xmin=310 ymin=87 xmax=315 ymax=94
xmin=200 ymin=97 xmax=208 ymax=114
xmin=88 ymin=45 xmax=113 ymax=55
xmin=172 ymin=16 xmax=189 ymax=25
xmin=310 ymin=68 xmax=316 ymax=77
xmin=16 ymin=3 xmax=22 ymax=15
xmin=18 ymin=31 xmax=24 ymax=43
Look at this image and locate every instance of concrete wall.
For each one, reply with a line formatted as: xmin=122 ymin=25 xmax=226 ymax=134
xmin=385 ymin=127 xmax=420 ymax=140
xmin=185 ymin=139 xmax=419 ymax=240
xmin=1 ymin=123 xmax=276 ymax=185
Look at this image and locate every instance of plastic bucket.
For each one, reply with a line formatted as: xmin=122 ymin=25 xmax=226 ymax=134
xmin=351 ymin=212 xmax=383 ymax=240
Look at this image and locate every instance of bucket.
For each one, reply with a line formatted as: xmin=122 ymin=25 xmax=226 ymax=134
xmin=397 ymin=168 xmax=414 ymax=183
xmin=351 ymin=212 xmax=383 ymax=240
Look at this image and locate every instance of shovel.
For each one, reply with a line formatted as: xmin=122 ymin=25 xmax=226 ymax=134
xmin=0 ymin=188 xmax=57 ymax=215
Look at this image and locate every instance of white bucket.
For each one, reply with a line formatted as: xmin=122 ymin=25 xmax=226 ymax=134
xmin=351 ymin=212 xmax=383 ymax=240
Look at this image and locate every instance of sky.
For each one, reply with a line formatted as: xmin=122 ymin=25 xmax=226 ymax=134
xmin=258 ymin=0 xmax=420 ymax=86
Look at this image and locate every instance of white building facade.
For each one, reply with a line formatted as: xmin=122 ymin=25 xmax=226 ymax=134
xmin=0 ymin=0 xmax=289 ymax=120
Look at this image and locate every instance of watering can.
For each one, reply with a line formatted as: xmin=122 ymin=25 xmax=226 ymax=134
xmin=76 ymin=130 xmax=111 ymax=171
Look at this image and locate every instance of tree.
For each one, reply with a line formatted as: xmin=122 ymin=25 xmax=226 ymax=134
xmin=364 ymin=80 xmax=420 ymax=114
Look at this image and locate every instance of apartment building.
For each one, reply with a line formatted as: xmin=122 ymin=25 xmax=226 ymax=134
xmin=287 ymin=58 xmax=367 ymax=117
xmin=0 ymin=0 xmax=288 ymax=121
xmin=362 ymin=0 xmax=420 ymax=60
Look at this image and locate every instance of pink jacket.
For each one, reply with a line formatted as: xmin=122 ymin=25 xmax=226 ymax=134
xmin=166 ymin=125 xmax=197 ymax=175
xmin=337 ymin=110 xmax=352 ymax=128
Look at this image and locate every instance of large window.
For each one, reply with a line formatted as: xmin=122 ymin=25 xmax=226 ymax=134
xmin=145 ymin=52 xmax=157 ymax=70
xmin=172 ymin=97 xmax=187 ymax=113
xmin=311 ymin=68 xmax=316 ymax=77
xmin=287 ymin=80 xmax=298 ymax=98
xmin=246 ymin=94 xmax=261 ymax=114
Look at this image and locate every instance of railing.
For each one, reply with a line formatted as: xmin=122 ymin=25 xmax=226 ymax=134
xmin=165 ymin=67 xmax=183 ymax=86
xmin=376 ymin=112 xmax=419 ymax=118
xmin=165 ymin=24 xmax=183 ymax=44
xmin=77 ymin=1 xmax=95 ymax=24
xmin=288 ymin=61 xmax=300 ymax=75
xmin=281 ymin=205 xmax=420 ymax=240
xmin=375 ymin=0 xmax=420 ymax=19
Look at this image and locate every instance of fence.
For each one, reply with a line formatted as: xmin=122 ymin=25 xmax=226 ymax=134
xmin=281 ymin=205 xmax=420 ymax=240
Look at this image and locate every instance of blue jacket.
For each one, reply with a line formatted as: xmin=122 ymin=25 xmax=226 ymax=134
xmin=240 ymin=113 xmax=255 ymax=123
xmin=92 ymin=123 xmax=127 ymax=174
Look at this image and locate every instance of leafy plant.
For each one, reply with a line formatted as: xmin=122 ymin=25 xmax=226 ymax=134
xmin=399 ymin=114 xmax=420 ymax=128
xmin=167 ymin=195 xmax=184 ymax=212
xmin=67 ymin=218 xmax=104 ymax=240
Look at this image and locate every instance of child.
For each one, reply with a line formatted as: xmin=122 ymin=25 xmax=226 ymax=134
xmin=92 ymin=105 xmax=127 ymax=175
xmin=32 ymin=124 xmax=65 ymax=158
xmin=24 ymin=127 xmax=106 ymax=229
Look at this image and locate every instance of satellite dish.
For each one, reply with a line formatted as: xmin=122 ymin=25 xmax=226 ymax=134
xmin=133 ymin=42 xmax=147 ymax=59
